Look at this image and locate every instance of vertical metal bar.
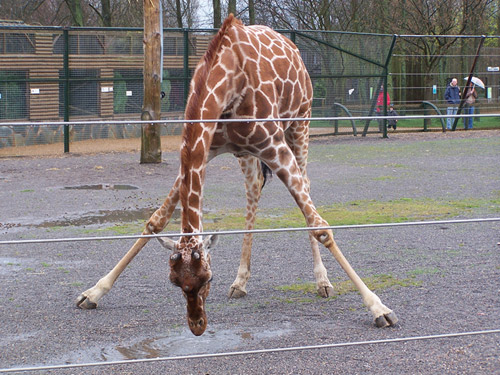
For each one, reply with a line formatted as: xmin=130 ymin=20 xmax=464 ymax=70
xmin=183 ymin=28 xmax=190 ymax=105
xmin=452 ymin=36 xmax=486 ymax=131
xmin=63 ymin=28 xmax=70 ymax=153
xmin=382 ymin=35 xmax=397 ymax=139
xmin=362 ymin=77 xmax=383 ymax=137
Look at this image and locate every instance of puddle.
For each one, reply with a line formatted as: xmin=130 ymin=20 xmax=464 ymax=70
xmin=34 ymin=208 xmax=181 ymax=228
xmin=107 ymin=325 xmax=293 ymax=360
xmin=64 ymin=184 xmax=138 ymax=191
xmin=39 ymin=325 xmax=292 ymax=368
xmin=3 ymin=206 xmax=224 ymax=231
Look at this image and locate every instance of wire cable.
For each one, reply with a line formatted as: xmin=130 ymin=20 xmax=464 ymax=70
xmin=0 ymin=113 xmax=499 ymax=128
xmin=1 ymin=218 xmax=498 ymax=246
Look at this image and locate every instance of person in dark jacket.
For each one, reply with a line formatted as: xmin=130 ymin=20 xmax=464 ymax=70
xmin=387 ymin=106 xmax=398 ymax=130
xmin=444 ymin=78 xmax=460 ymax=130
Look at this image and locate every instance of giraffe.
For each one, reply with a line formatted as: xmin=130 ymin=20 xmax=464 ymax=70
xmin=76 ymin=15 xmax=397 ymax=336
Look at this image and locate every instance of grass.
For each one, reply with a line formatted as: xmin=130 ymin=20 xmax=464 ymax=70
xmin=275 ymin=274 xmax=420 ymax=303
xmin=41 ymin=194 xmax=498 ymax=235
xmin=310 ymin=115 xmax=500 ymax=130
xmin=92 ymin=221 xmax=145 ymax=235
xmin=202 ymin=197 xmax=499 ymax=231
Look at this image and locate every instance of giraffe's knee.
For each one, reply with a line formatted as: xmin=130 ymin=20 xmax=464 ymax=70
xmin=146 ymin=211 xmax=167 ymax=233
xmin=313 ymin=229 xmax=334 ymax=247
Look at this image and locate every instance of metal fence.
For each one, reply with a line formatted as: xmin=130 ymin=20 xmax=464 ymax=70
xmin=0 ymin=25 xmax=499 ymax=150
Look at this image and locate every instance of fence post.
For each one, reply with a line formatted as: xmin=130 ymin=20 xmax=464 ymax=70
xmin=63 ymin=27 xmax=70 ymax=153
xmin=140 ymin=0 xmax=162 ymax=163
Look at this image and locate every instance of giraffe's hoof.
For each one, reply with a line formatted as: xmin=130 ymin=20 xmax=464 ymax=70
xmin=317 ymin=285 xmax=335 ymax=298
xmin=374 ymin=311 xmax=398 ymax=328
xmin=76 ymin=294 xmax=98 ymax=309
xmin=228 ymin=286 xmax=247 ymax=299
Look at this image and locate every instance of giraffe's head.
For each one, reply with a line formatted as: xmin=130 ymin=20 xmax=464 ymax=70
xmin=157 ymin=235 xmax=218 ymax=336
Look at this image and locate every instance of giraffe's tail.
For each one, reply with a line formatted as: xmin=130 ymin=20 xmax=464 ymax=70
xmin=261 ymin=162 xmax=273 ymax=190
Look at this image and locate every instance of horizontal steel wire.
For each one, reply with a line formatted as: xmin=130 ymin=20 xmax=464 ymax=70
xmin=398 ymin=34 xmax=496 ymax=38
xmin=1 ymin=218 xmax=498 ymax=246
xmin=1 ymin=328 xmax=499 ymax=373
xmin=392 ymin=54 xmax=500 ymax=57
xmin=0 ymin=113 xmax=499 ymax=128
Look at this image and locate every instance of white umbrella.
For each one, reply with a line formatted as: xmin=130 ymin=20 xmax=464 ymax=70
xmin=464 ymin=76 xmax=485 ymax=89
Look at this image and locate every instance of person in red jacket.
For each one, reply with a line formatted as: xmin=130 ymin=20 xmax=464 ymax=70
xmin=376 ymin=85 xmax=391 ymax=131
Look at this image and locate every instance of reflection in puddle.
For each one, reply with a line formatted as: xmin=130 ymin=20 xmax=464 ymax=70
xmin=34 ymin=208 xmax=177 ymax=228
xmin=107 ymin=325 xmax=292 ymax=361
xmin=64 ymin=184 xmax=138 ymax=191
xmin=5 ymin=206 xmax=223 ymax=231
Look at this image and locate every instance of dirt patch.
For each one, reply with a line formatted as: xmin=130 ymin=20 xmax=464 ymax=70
xmin=0 ymin=135 xmax=183 ymax=158
xmin=1 ymin=128 xmax=498 ymax=158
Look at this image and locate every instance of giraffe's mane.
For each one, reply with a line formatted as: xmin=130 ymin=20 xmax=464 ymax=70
xmin=184 ymin=14 xmax=240 ymax=124
xmin=180 ymin=14 xmax=241 ymax=233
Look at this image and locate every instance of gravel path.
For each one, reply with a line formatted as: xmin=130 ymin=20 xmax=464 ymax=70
xmin=1 ymin=130 xmax=499 ymax=374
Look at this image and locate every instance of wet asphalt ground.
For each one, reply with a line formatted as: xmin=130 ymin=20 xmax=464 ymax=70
xmin=0 ymin=130 xmax=499 ymax=374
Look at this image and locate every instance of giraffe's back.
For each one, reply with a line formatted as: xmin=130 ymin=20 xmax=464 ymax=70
xmin=225 ymin=23 xmax=313 ymax=120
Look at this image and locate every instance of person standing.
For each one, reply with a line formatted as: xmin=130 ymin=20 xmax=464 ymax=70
xmin=376 ymin=85 xmax=391 ymax=132
xmin=463 ymin=86 xmax=478 ymax=130
xmin=444 ymin=78 xmax=460 ymax=130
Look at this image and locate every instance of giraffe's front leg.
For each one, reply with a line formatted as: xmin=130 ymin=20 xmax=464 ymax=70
xmin=313 ymin=226 xmax=398 ymax=327
xmin=228 ymin=156 xmax=262 ymax=299
xmin=77 ymin=176 xmax=181 ymax=309
xmin=76 ymin=235 xmax=151 ymax=309
xmin=228 ymin=232 xmax=252 ymax=298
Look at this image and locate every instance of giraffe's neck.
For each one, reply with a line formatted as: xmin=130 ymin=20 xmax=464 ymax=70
xmin=179 ymin=52 xmax=234 ymax=238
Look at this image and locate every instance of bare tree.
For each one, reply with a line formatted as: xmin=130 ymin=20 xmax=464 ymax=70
xmin=64 ymin=0 xmax=84 ymax=26
xmin=248 ymin=0 xmax=255 ymax=24
xmin=89 ymin=0 xmax=112 ymax=26
xmin=213 ymin=0 xmax=221 ymax=28
xmin=228 ymin=0 xmax=236 ymax=15
xmin=175 ymin=0 xmax=183 ymax=27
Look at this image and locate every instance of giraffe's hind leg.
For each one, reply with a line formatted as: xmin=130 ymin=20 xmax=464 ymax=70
xmin=76 ymin=175 xmax=181 ymax=309
xmin=262 ymin=135 xmax=397 ymax=327
xmin=308 ymin=233 xmax=334 ymax=297
xmin=228 ymin=156 xmax=263 ymax=298
xmin=285 ymin=120 xmax=334 ymax=298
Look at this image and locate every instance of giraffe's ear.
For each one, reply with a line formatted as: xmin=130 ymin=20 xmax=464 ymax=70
xmin=157 ymin=236 xmax=177 ymax=251
xmin=203 ymin=235 xmax=219 ymax=252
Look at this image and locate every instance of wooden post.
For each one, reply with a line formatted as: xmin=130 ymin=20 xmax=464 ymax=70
xmin=141 ymin=0 xmax=162 ymax=163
